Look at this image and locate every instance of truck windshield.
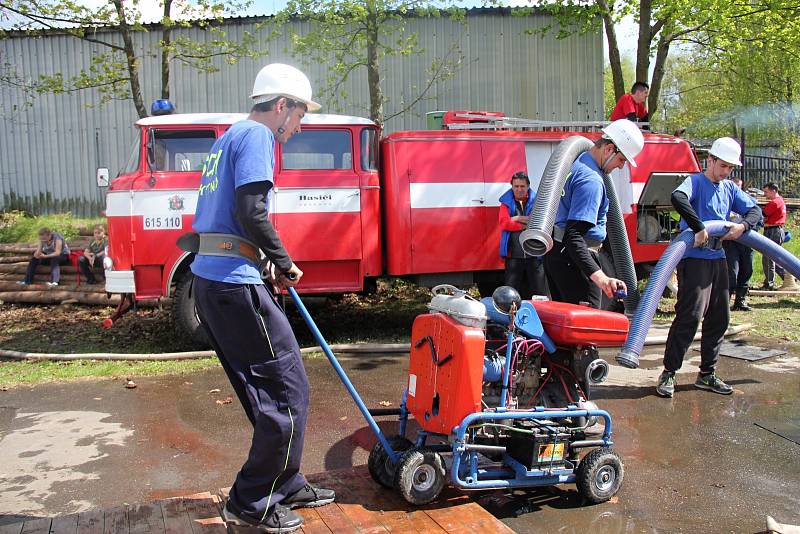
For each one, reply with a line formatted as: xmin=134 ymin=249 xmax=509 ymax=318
xmin=120 ymin=130 xmax=142 ymax=176
xmin=282 ymin=130 xmax=352 ymax=170
xmin=150 ymin=129 xmax=217 ymax=172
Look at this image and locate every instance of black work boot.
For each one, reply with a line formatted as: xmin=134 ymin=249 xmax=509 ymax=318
xmin=731 ymin=287 xmax=751 ymax=312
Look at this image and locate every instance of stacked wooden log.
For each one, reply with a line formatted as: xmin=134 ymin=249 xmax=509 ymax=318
xmin=0 ymin=233 xmax=121 ymax=306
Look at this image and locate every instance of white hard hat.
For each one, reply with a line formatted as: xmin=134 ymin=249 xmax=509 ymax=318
xmin=601 ymin=119 xmax=645 ymax=168
xmin=709 ymin=137 xmax=742 ymax=166
xmin=251 ymin=63 xmax=321 ymax=112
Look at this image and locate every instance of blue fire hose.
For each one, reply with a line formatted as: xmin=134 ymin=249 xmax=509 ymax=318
xmin=616 ymin=221 xmax=800 ymax=369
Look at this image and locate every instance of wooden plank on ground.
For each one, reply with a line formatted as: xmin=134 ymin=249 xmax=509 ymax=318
xmin=19 ymin=518 xmax=51 ymax=534
xmin=76 ymin=509 xmax=104 ymax=534
xmin=295 ymin=508 xmax=332 ymax=534
xmin=127 ymin=503 xmax=165 ymax=534
xmin=50 ymin=514 xmax=79 ymax=534
xmin=314 ymin=505 xmax=359 ymax=534
xmin=160 ymin=498 xmax=192 ymax=534
xmin=0 ymin=522 xmax=24 ymax=534
xmin=181 ymin=493 xmax=226 ymax=534
xmin=102 ymin=506 xmax=128 ymax=534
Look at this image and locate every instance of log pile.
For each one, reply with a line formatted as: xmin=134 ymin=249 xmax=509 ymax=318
xmin=0 ymin=233 xmax=119 ymax=306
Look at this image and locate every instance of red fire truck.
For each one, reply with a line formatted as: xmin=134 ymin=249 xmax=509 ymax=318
xmin=97 ymin=111 xmax=700 ymax=343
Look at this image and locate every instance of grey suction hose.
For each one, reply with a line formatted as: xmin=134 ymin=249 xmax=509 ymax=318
xmin=616 ymin=221 xmax=800 ymax=369
xmin=601 ymin=171 xmax=641 ymax=315
xmin=520 ymin=136 xmax=594 ymax=256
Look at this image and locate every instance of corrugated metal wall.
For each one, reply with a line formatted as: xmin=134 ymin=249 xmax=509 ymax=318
xmin=0 ymin=9 xmax=603 ymax=215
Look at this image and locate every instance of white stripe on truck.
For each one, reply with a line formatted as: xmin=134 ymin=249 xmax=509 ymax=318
xmin=105 ymin=188 xmax=362 ymax=216
xmin=409 ymin=182 xmax=510 ymax=209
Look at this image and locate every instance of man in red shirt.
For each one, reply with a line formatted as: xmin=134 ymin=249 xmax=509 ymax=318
xmin=610 ymin=81 xmax=649 ymax=124
xmin=761 ymin=182 xmax=787 ymax=289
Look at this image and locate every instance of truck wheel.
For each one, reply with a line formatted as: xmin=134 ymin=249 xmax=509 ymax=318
xmin=576 ymin=447 xmax=624 ymax=504
xmin=173 ymin=273 xmax=209 ymax=348
xmin=367 ymin=435 xmax=413 ymax=488
xmin=393 ymin=447 xmax=446 ymax=505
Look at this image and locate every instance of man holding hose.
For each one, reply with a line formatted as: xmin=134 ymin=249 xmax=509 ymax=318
xmin=656 ymin=137 xmax=761 ymax=398
xmin=544 ymin=119 xmax=644 ymax=308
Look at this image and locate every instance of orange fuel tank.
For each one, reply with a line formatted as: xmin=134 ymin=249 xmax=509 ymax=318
xmin=406 ymin=313 xmax=486 ymax=435
xmin=531 ymin=300 xmax=629 ymax=347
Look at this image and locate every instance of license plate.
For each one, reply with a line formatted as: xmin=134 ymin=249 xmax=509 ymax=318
xmin=143 ymin=215 xmax=182 ymax=230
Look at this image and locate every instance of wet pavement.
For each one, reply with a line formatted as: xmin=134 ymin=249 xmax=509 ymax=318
xmin=1 ymin=337 xmax=798 ymax=533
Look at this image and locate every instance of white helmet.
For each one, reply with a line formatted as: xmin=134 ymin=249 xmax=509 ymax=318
xmin=251 ymin=63 xmax=321 ymax=112
xmin=709 ymin=137 xmax=742 ymax=166
xmin=601 ymin=119 xmax=645 ymax=168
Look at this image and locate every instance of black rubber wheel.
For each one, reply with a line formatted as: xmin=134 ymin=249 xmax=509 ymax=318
xmin=393 ymin=447 xmax=446 ymax=505
xmin=576 ymin=447 xmax=624 ymax=504
xmin=367 ymin=436 xmax=414 ymax=488
xmin=173 ymin=273 xmax=209 ymax=348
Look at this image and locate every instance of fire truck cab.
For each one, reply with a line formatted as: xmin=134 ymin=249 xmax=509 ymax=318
xmin=100 ymin=111 xmax=701 ymax=343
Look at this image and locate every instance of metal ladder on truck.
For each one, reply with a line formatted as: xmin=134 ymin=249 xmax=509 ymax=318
xmin=442 ymin=111 xmax=650 ymax=133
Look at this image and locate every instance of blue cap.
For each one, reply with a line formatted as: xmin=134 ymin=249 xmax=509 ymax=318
xmin=151 ymin=99 xmax=175 ymax=116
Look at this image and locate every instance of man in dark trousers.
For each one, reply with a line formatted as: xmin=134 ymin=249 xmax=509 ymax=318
xmin=761 ymin=182 xmax=787 ymax=289
xmin=722 ymin=177 xmax=758 ymax=311
xmin=656 ymin=137 xmax=761 ymax=398
xmin=190 ymin=63 xmax=334 ymax=533
xmin=498 ymin=171 xmax=548 ymax=298
xmin=544 ymin=119 xmax=644 ymax=308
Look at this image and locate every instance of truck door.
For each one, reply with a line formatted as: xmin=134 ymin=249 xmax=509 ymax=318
xmin=273 ymin=127 xmax=363 ymax=292
xmin=407 ymin=140 xmax=487 ymax=273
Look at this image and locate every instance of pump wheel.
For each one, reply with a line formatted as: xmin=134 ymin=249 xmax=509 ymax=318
xmin=367 ymin=436 xmax=413 ymax=488
xmin=173 ymin=273 xmax=209 ymax=348
xmin=393 ymin=447 xmax=446 ymax=505
xmin=576 ymin=447 xmax=624 ymax=504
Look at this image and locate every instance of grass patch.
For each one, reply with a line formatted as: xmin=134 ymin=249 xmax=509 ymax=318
xmin=750 ymin=211 xmax=799 ymax=285
xmin=0 ymin=358 xmax=219 ymax=387
xmin=0 ymin=210 xmax=105 ymax=243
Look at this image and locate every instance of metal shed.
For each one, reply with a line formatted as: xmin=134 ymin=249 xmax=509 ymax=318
xmin=0 ymin=8 xmax=603 ymax=215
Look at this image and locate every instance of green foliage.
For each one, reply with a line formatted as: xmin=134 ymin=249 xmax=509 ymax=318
xmin=0 ymin=211 xmax=105 ymax=243
xmin=276 ymin=0 xmax=465 ymax=125
xmin=604 ymin=56 xmax=634 ymax=117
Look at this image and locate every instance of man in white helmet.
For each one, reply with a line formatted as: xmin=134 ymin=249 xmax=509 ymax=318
xmin=190 ymin=63 xmax=333 ymax=533
xmin=544 ymin=119 xmax=643 ymax=308
xmin=656 ymin=137 xmax=761 ymax=398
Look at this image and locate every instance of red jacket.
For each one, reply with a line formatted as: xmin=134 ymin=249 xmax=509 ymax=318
xmin=763 ymin=195 xmax=786 ymax=226
xmin=610 ymin=93 xmax=647 ymax=121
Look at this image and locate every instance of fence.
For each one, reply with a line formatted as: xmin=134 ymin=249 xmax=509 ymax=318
xmin=738 ymin=154 xmax=800 ymax=197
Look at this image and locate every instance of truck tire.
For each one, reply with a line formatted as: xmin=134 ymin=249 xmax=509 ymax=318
xmin=173 ymin=273 xmax=209 ymax=348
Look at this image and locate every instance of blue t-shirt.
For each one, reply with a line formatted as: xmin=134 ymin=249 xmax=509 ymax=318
xmin=191 ymin=120 xmax=275 ymax=284
xmin=554 ymin=151 xmax=608 ymax=243
xmin=674 ymin=172 xmax=757 ymax=260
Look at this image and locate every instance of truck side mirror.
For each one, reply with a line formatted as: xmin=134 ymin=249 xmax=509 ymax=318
xmin=96 ymin=167 xmax=109 ymax=187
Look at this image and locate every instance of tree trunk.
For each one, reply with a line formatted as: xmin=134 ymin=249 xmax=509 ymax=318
xmin=648 ymin=34 xmax=671 ymax=118
xmin=365 ymin=1 xmax=383 ymax=126
xmin=635 ymin=0 xmax=652 ymax=86
xmin=161 ymin=0 xmax=173 ymax=100
xmin=112 ymin=0 xmax=147 ymax=118
xmin=597 ymin=0 xmax=625 ymax=102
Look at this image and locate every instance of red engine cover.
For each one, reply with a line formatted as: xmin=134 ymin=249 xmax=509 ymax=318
xmin=531 ymin=301 xmax=629 ymax=347
xmin=406 ymin=313 xmax=486 ymax=435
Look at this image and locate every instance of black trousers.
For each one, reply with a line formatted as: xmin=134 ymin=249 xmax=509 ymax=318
xmin=24 ymin=254 xmax=69 ymax=284
xmin=663 ymin=258 xmax=729 ymax=374
xmin=504 ymin=257 xmax=549 ymax=299
xmin=194 ymin=276 xmax=309 ymax=522
xmin=543 ymin=244 xmax=602 ymax=309
xmin=77 ymin=255 xmax=103 ymax=283
xmin=723 ymin=240 xmax=753 ymax=291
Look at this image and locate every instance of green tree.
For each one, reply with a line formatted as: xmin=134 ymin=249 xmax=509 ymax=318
xmin=277 ymin=0 xmax=465 ymax=126
xmin=0 ymin=0 xmax=263 ymax=118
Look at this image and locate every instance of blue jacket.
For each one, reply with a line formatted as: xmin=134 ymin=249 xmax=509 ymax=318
xmin=499 ymin=187 xmax=535 ymax=257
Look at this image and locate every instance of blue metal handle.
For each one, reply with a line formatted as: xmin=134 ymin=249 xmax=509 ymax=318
xmin=287 ymin=287 xmax=401 ymax=463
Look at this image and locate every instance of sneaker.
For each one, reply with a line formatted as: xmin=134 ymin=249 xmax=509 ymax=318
xmin=656 ymin=370 xmax=676 ymax=398
xmin=282 ymin=483 xmax=335 ymax=509
xmin=46 ymin=282 xmax=59 ymax=287
xmin=16 ymin=281 xmax=28 ymax=286
xmin=222 ymin=502 xmax=303 ymax=534
xmin=694 ymin=373 xmax=733 ymax=395
xmin=761 ymin=283 xmax=776 ymax=291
